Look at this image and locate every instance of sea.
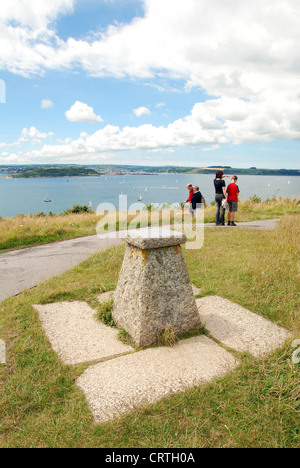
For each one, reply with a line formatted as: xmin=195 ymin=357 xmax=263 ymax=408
xmin=0 ymin=173 xmax=299 ymax=218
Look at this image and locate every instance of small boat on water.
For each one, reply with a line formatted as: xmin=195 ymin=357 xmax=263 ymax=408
xmin=138 ymin=194 xmax=143 ymax=201
xmin=44 ymin=192 xmax=52 ymax=202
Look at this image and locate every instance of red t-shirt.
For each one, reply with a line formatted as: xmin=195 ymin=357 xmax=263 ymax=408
xmin=186 ymin=189 xmax=194 ymax=203
xmin=226 ymin=183 xmax=240 ymax=202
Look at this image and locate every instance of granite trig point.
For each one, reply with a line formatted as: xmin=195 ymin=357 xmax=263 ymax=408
xmin=113 ymin=227 xmax=201 ymax=347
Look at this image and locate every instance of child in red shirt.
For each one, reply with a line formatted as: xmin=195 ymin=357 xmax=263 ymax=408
xmin=226 ymin=176 xmax=240 ymax=226
xmin=184 ymin=183 xmax=195 ymax=215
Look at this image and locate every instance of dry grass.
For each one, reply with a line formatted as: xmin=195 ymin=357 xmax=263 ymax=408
xmin=204 ymin=196 xmax=300 ymax=222
xmin=0 ymin=198 xmax=299 ymax=251
xmin=0 ymin=212 xmax=100 ymax=251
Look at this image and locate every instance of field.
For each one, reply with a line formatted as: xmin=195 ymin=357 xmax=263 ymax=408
xmin=0 ymin=212 xmax=299 ymax=448
xmin=0 ymin=197 xmax=299 ymax=251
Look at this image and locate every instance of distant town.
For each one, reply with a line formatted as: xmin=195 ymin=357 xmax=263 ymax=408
xmin=0 ymin=164 xmax=299 ymax=178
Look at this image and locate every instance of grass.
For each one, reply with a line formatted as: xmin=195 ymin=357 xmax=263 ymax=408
xmin=203 ymin=196 xmax=300 ymax=223
xmin=0 ymin=197 xmax=299 ymax=251
xmin=0 ymin=214 xmax=299 ymax=447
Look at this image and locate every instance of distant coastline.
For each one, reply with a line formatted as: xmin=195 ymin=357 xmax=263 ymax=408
xmin=0 ymin=164 xmax=299 ymax=178
xmin=10 ymin=167 xmax=99 ymax=178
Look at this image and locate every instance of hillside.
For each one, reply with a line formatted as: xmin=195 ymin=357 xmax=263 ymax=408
xmin=12 ymin=167 xmax=99 ymax=178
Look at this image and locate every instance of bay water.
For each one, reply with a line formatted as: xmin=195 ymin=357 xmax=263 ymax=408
xmin=0 ymin=173 xmax=299 ymax=218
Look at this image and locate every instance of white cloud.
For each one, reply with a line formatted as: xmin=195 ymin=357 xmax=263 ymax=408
xmin=133 ymin=106 xmax=151 ymax=117
xmin=65 ymin=101 xmax=103 ymax=122
xmin=0 ymin=0 xmax=299 ymax=157
xmin=0 ymin=0 xmax=74 ymax=31
xmin=3 ymin=91 xmax=300 ymax=163
xmin=41 ymin=99 xmax=54 ymax=109
xmin=21 ymin=126 xmax=54 ymax=139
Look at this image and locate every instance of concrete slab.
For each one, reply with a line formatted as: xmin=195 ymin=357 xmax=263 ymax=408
xmin=196 ymin=296 xmax=291 ymax=357
xmin=192 ymin=284 xmax=201 ymax=296
xmin=76 ymin=335 xmax=239 ymax=424
xmin=34 ymin=301 xmax=134 ymax=365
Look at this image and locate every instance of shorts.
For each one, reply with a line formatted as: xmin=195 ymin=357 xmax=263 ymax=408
xmin=228 ymin=201 xmax=238 ymax=212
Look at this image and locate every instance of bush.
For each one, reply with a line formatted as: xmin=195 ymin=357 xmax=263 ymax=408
xmin=249 ymin=195 xmax=262 ymax=204
xmin=64 ymin=205 xmax=94 ymax=215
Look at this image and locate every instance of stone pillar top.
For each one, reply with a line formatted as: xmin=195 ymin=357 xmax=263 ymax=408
xmin=124 ymin=227 xmax=187 ymax=250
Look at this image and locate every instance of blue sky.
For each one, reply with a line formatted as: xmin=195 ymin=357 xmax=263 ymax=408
xmin=0 ymin=0 xmax=299 ymax=168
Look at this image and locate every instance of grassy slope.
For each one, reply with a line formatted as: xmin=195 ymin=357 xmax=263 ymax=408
xmin=0 ymin=198 xmax=299 ymax=252
xmin=0 ymin=214 xmax=299 ymax=448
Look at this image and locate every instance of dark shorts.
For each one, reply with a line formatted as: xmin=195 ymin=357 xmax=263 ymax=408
xmin=229 ymin=201 xmax=238 ymax=212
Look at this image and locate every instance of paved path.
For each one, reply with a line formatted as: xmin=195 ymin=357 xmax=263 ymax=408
xmin=205 ymin=218 xmax=280 ymax=230
xmin=0 ymin=219 xmax=279 ymax=303
xmin=0 ymin=235 xmax=123 ymax=303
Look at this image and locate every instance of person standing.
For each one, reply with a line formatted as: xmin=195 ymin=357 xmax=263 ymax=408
xmin=184 ymin=183 xmax=195 ymax=216
xmin=191 ymin=186 xmax=204 ymax=214
xmin=226 ymin=176 xmax=240 ymax=226
xmin=213 ymin=170 xmax=229 ymax=226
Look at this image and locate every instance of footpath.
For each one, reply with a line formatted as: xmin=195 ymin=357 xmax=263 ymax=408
xmin=0 ymin=219 xmax=278 ymax=303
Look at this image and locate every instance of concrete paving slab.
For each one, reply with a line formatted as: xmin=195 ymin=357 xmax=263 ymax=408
xmin=192 ymin=284 xmax=201 ymax=296
xmin=196 ymin=296 xmax=291 ymax=357
xmin=34 ymin=301 xmax=134 ymax=365
xmin=76 ymin=335 xmax=239 ymax=424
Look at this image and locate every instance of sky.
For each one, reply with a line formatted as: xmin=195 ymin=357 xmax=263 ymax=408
xmin=0 ymin=0 xmax=299 ymax=169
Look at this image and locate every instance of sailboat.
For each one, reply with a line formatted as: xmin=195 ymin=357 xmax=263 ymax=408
xmin=138 ymin=194 xmax=143 ymax=201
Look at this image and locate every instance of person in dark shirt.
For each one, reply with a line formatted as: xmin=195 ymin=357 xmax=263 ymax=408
xmin=191 ymin=186 xmax=204 ymax=213
xmin=213 ymin=170 xmax=230 ymax=226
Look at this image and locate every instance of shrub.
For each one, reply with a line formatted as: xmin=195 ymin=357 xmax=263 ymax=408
xmin=64 ymin=205 xmax=94 ymax=215
xmin=249 ymin=195 xmax=262 ymax=204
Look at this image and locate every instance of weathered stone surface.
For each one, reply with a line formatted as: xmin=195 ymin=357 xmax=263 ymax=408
xmin=196 ymin=296 xmax=292 ymax=356
xmin=34 ymin=301 xmax=133 ymax=365
xmin=113 ymin=229 xmax=201 ymax=347
xmin=123 ymin=227 xmax=187 ymax=250
xmin=77 ymin=335 xmax=239 ymax=423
